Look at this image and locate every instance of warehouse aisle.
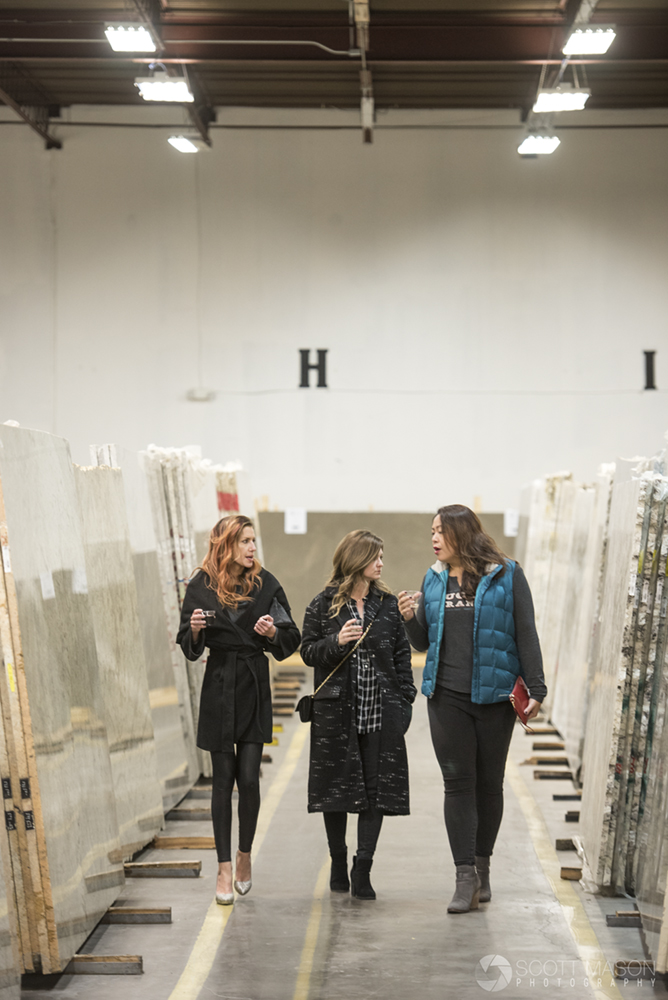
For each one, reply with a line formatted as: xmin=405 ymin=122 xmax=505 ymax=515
xmin=21 ymin=673 xmax=652 ymax=1000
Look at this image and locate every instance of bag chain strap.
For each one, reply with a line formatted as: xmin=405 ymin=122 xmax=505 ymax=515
xmin=311 ymin=620 xmax=374 ymax=700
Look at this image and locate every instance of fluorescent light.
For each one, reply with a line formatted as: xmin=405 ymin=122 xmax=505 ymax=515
xmin=563 ymin=26 xmax=616 ymax=55
xmin=168 ymin=135 xmax=199 ymax=153
xmin=135 ymin=71 xmax=194 ymax=103
xmin=533 ymin=87 xmax=590 ymax=113
xmin=105 ymin=23 xmax=157 ymax=53
xmin=518 ymin=134 xmax=561 ymax=156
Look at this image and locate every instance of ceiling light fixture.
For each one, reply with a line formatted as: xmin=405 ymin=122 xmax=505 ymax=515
xmin=168 ymin=135 xmax=199 ymax=153
xmin=135 ymin=68 xmax=194 ymax=103
xmin=518 ymin=134 xmax=561 ymax=156
xmin=105 ymin=23 xmax=157 ymax=53
xmin=533 ymin=85 xmax=590 ymax=113
xmin=562 ymin=26 xmax=616 ymax=55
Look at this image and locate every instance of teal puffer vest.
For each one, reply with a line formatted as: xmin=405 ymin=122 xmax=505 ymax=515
xmin=421 ymin=561 xmax=520 ymax=704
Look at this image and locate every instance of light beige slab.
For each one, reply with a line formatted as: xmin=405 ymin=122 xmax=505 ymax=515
xmin=73 ymin=465 xmax=164 ymax=859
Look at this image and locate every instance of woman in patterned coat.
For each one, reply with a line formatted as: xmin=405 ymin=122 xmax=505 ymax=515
xmin=301 ymin=530 xmax=417 ymax=900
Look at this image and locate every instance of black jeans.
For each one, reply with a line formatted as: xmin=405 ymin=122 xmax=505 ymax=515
xmin=323 ymin=730 xmax=383 ymax=862
xmin=428 ymin=686 xmax=516 ymax=866
xmin=210 ymin=742 xmax=263 ymax=863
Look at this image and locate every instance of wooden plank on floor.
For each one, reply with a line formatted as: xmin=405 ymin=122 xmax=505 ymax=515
xmin=124 ymin=861 xmax=201 ymax=878
xmin=553 ymin=793 xmax=581 ymax=800
xmin=533 ymin=769 xmax=574 ymax=780
xmin=614 ymin=961 xmax=658 ymax=980
xmin=153 ymin=837 xmax=215 ymax=850
xmin=606 ymin=913 xmax=641 ymax=928
xmin=533 ymin=742 xmax=565 ymax=751
xmin=560 ymin=866 xmax=582 ymax=880
xmin=565 ymin=810 xmax=580 ymax=822
xmin=524 ymin=757 xmax=570 ymax=766
xmin=165 ymin=806 xmax=212 ymax=822
xmin=102 ymin=907 xmax=172 ymax=924
xmin=527 ymin=728 xmax=560 ymax=736
xmin=555 ymin=838 xmax=575 ymax=851
xmin=66 ymin=954 xmax=143 ymax=975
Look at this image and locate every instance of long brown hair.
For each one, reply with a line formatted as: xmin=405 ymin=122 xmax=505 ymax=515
xmin=436 ymin=504 xmax=508 ymax=600
xmin=200 ymin=514 xmax=262 ymax=609
xmin=326 ymin=529 xmax=392 ymax=617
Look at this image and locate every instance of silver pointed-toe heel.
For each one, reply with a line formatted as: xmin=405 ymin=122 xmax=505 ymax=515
xmin=234 ymin=853 xmax=252 ymax=896
xmin=215 ymin=892 xmax=234 ymax=906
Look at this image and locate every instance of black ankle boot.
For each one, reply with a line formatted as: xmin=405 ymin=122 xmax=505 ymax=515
xmin=350 ymin=856 xmax=376 ymax=900
xmin=330 ymin=851 xmax=350 ymax=892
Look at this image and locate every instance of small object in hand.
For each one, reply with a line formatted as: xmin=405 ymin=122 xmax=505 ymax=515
xmin=202 ymin=611 xmax=216 ymax=620
xmin=406 ymin=591 xmax=421 ymax=610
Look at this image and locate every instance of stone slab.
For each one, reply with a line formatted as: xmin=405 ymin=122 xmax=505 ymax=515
xmin=74 ymin=466 xmax=164 ymax=860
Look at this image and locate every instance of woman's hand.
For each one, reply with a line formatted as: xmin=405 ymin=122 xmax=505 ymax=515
xmin=190 ymin=608 xmax=206 ymax=638
xmin=398 ymin=590 xmax=417 ymax=622
xmin=525 ymin=698 xmax=541 ymax=722
xmin=254 ymin=615 xmax=277 ymax=640
xmin=338 ymin=619 xmax=363 ymax=646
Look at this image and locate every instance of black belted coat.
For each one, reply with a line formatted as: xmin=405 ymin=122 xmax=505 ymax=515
xmin=177 ymin=568 xmax=300 ymax=752
xmin=301 ymin=585 xmax=416 ymax=815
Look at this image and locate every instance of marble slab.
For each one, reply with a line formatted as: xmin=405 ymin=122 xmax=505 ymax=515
xmin=117 ymin=449 xmax=196 ymax=810
xmin=550 ymin=483 xmax=599 ymax=777
xmin=538 ymin=479 xmax=577 ymax=712
xmin=610 ymin=477 xmax=667 ymax=893
xmin=521 ymin=473 xmax=573 ymax=645
xmin=141 ymin=448 xmax=206 ymax=778
xmin=580 ymin=475 xmax=648 ymax=889
xmin=73 ymin=466 xmax=164 ymax=858
xmin=0 ymin=425 xmax=122 ymax=970
xmin=635 ymin=502 xmax=668 ymax=968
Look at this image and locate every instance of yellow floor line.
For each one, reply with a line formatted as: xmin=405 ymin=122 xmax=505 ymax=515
xmin=506 ymin=759 xmax=624 ymax=1000
xmin=292 ymin=857 xmax=330 ymax=1000
xmin=168 ymin=724 xmax=309 ymax=1000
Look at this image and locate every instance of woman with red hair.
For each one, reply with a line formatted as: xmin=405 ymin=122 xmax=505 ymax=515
xmin=177 ymin=514 xmax=300 ymax=905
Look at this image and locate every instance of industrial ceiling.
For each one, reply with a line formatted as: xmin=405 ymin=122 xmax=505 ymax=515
xmin=1 ymin=1 xmax=667 ymax=147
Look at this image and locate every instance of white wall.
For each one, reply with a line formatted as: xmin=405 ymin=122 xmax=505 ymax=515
xmin=1 ymin=107 xmax=667 ymax=512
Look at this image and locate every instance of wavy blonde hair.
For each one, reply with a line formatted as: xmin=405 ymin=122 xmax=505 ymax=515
xmin=200 ymin=514 xmax=262 ymax=609
xmin=326 ymin=529 xmax=392 ymax=617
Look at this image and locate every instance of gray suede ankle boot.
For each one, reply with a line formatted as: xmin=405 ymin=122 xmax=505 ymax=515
xmin=475 ymin=855 xmax=491 ymax=902
xmin=447 ymin=864 xmax=481 ymax=913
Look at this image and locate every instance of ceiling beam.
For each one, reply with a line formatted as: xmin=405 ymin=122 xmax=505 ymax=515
xmin=0 ymin=61 xmax=60 ymax=146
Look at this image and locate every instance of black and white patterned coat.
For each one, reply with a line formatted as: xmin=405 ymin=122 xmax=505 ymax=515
xmin=301 ymin=585 xmax=417 ymax=815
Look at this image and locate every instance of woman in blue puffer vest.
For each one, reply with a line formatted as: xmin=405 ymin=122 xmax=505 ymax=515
xmin=400 ymin=505 xmax=546 ymax=914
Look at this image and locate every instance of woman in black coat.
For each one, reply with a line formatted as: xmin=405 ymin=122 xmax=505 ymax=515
xmin=301 ymin=529 xmax=417 ymax=900
xmin=176 ymin=514 xmax=300 ymax=905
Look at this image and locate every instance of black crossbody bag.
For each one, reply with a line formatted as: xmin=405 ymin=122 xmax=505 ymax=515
xmin=295 ymin=615 xmax=376 ymax=723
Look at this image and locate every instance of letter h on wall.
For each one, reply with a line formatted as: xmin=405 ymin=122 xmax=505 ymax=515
xmin=299 ymin=349 xmax=328 ymax=388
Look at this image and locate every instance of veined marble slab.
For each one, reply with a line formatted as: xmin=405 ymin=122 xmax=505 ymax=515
xmin=538 ymin=480 xmax=577 ymax=712
xmin=141 ymin=448 xmax=206 ymax=778
xmin=635 ymin=498 xmax=668 ymax=968
xmin=521 ymin=473 xmax=573 ymax=645
xmin=550 ymin=483 xmax=600 ymax=777
xmin=615 ymin=478 xmax=668 ymax=895
xmin=0 ymin=425 xmax=122 ymax=970
xmin=580 ymin=475 xmax=648 ymax=889
xmin=74 ymin=466 xmax=164 ymax=858
xmin=118 ymin=448 xmax=196 ymax=811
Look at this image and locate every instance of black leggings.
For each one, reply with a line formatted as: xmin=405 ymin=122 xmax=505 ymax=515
xmin=210 ymin=742 xmax=263 ymax=863
xmin=323 ymin=730 xmax=383 ymax=862
xmin=428 ymin=686 xmax=516 ymax=866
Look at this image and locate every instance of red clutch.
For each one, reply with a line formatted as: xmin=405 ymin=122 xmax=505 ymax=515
xmin=509 ymin=676 xmax=535 ymax=733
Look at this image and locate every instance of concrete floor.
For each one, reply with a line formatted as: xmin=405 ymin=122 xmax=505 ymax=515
xmin=20 ymin=671 xmax=664 ymax=999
